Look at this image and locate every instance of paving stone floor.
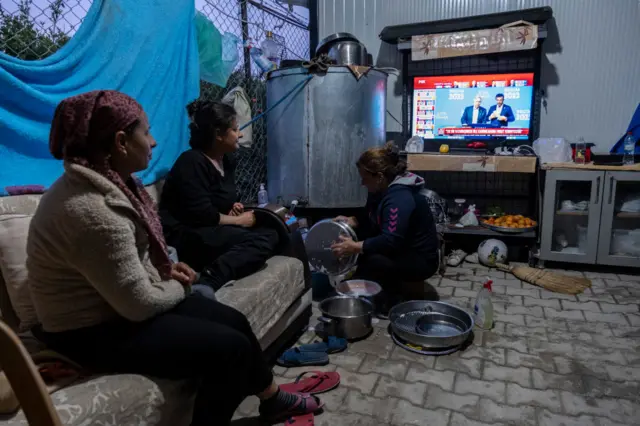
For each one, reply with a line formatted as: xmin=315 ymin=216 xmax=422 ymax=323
xmin=232 ymin=265 xmax=640 ymax=426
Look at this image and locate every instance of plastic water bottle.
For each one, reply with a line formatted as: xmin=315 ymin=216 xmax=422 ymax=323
xmin=246 ymin=41 xmax=275 ymax=73
xmin=623 ymin=132 xmax=636 ymax=165
xmin=473 ymin=279 xmax=494 ymax=330
xmin=261 ymin=31 xmax=282 ymax=68
xmin=257 ymin=183 xmax=269 ymax=205
xmin=298 ymin=218 xmax=310 ymax=242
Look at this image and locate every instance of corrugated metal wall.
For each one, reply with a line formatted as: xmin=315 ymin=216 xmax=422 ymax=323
xmin=318 ymin=0 xmax=640 ymax=151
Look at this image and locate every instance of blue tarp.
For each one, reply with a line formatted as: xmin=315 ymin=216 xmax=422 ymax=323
xmin=610 ymin=103 xmax=640 ymax=154
xmin=0 ymin=0 xmax=200 ymax=195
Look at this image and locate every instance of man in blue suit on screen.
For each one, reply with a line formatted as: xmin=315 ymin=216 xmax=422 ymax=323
xmin=487 ymin=93 xmax=515 ymax=127
xmin=461 ymin=96 xmax=487 ymax=126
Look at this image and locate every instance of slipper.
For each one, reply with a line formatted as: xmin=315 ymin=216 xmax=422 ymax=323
xmin=295 ymin=336 xmax=348 ymax=354
xmin=260 ymin=393 xmax=323 ymax=423
xmin=276 ymin=348 xmax=329 ymax=368
xmin=285 ymin=413 xmax=314 ymax=425
xmin=280 ymin=371 xmax=340 ymax=395
xmin=447 ymin=249 xmax=467 ymax=267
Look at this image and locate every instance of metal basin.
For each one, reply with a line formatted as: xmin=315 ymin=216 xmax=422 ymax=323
xmin=318 ymin=295 xmax=373 ymax=340
xmin=389 ymin=301 xmax=473 ymax=349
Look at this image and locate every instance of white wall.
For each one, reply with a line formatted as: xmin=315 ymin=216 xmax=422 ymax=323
xmin=318 ymin=0 xmax=640 ymax=151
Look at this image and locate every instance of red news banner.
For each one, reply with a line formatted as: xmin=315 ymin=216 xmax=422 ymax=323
xmin=441 ymin=128 xmax=530 ymax=136
xmin=414 ymin=73 xmax=534 ymax=89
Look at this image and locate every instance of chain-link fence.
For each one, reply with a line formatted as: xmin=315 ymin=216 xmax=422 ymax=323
xmin=0 ymin=0 xmax=310 ymax=202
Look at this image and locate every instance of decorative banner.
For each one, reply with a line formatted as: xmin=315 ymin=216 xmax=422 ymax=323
xmin=411 ymin=21 xmax=538 ymax=61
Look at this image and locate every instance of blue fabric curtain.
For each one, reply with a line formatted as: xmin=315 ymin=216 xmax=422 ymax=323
xmin=0 ymin=0 xmax=200 ymax=194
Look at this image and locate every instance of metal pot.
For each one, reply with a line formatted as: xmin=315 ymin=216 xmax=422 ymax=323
xmin=318 ymin=295 xmax=373 ymax=340
xmin=315 ymin=32 xmax=369 ymax=66
xmin=325 ymin=40 xmax=369 ymax=66
xmin=315 ymin=32 xmax=359 ymax=55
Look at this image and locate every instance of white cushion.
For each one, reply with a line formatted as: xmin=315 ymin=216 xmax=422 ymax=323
xmin=0 ymin=215 xmax=37 ymax=331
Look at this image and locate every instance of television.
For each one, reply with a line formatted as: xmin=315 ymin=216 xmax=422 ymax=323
xmin=412 ymin=73 xmax=535 ymax=141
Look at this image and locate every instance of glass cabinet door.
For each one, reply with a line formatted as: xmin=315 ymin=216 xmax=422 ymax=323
xmin=540 ymin=170 xmax=604 ymax=264
xmin=597 ymin=171 xmax=640 ymax=267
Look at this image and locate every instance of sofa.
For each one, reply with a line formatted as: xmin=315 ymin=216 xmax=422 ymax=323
xmin=0 ymin=181 xmax=312 ymax=425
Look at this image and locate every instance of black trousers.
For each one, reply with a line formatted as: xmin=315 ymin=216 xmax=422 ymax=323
xmin=352 ymin=252 xmax=439 ymax=298
xmin=178 ymin=225 xmax=279 ymax=291
xmin=33 ymin=295 xmax=273 ymax=426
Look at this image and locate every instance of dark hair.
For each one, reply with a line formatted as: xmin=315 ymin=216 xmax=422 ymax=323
xmin=495 ymin=93 xmax=504 ymax=99
xmin=356 ymin=141 xmax=407 ymax=182
xmin=186 ymin=100 xmax=237 ymax=150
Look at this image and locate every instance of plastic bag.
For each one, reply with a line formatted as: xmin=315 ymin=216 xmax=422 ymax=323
xmin=459 ymin=204 xmax=479 ymax=226
xmin=222 ymin=87 xmax=253 ymax=147
xmin=532 ymin=138 xmax=572 ymax=164
xmin=620 ymin=194 xmax=640 ymax=213
xmin=195 ymin=12 xmax=240 ymax=87
xmin=611 ymin=229 xmax=640 ymax=256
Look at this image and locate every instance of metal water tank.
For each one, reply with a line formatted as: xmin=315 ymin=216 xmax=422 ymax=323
xmin=266 ymin=66 xmax=387 ymax=208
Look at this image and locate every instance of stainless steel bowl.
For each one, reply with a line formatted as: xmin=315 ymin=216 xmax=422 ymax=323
xmin=335 ymin=280 xmax=382 ymax=298
xmin=389 ymin=301 xmax=474 ymax=348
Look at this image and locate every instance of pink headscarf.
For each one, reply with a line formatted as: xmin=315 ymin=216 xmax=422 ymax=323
xmin=49 ymin=90 xmax=172 ymax=279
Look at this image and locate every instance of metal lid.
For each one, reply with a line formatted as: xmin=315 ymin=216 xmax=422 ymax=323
xmin=316 ymin=32 xmax=359 ymax=55
xmin=305 ymin=219 xmax=358 ymax=276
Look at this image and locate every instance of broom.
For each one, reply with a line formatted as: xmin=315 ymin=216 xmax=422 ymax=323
xmin=495 ymin=263 xmax=592 ymax=295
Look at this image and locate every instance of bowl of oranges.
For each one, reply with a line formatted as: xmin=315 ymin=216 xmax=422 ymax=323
xmin=481 ymin=215 xmax=537 ymax=234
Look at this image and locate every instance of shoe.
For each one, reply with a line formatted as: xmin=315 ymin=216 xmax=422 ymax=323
xmin=447 ymin=249 xmax=467 ymax=267
xmin=465 ymin=252 xmax=479 ymax=264
xmin=259 ymin=392 xmax=324 ymax=424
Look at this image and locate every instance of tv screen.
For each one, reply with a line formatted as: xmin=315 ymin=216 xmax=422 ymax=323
xmin=412 ymin=73 xmax=534 ymax=141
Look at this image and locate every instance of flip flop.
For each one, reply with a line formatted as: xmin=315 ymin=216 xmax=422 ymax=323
xmin=276 ymin=348 xmax=329 ymax=368
xmin=280 ymin=371 xmax=341 ymax=395
xmin=285 ymin=413 xmax=314 ymax=425
xmin=295 ymin=336 xmax=348 ymax=354
xmin=260 ymin=393 xmax=323 ymax=424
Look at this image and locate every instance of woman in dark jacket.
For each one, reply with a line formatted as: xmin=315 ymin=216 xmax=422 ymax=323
xmin=159 ymin=101 xmax=279 ymax=293
xmin=331 ymin=142 xmax=439 ymax=313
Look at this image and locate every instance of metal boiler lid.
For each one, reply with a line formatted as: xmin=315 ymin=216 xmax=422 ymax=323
xmin=305 ymin=219 xmax=358 ymax=276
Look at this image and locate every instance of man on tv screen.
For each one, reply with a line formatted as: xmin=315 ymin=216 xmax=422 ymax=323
xmin=487 ymin=93 xmax=515 ymax=127
xmin=460 ymin=96 xmax=487 ymax=126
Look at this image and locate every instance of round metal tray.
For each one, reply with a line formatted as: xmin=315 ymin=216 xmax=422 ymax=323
xmin=391 ymin=331 xmax=462 ymax=356
xmin=336 ymin=280 xmax=382 ymax=298
xmin=305 ymin=219 xmax=358 ymax=276
xmin=389 ymin=301 xmax=473 ymax=349
xmin=480 ymin=221 xmax=537 ymax=234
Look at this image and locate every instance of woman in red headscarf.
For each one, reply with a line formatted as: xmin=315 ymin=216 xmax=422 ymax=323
xmin=27 ymin=90 xmax=322 ymax=425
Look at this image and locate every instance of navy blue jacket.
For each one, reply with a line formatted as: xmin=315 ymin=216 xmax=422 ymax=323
xmin=487 ymin=104 xmax=515 ymax=127
xmin=461 ymin=106 xmax=487 ymax=126
xmin=362 ymin=173 xmax=438 ymax=260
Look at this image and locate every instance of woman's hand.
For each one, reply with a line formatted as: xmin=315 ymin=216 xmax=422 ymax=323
xmin=331 ymin=235 xmax=363 ymax=258
xmin=235 ymin=211 xmax=256 ymax=228
xmin=171 ymin=262 xmax=197 ymax=286
xmin=228 ymin=202 xmax=244 ymax=216
xmin=333 ymin=215 xmax=358 ymax=228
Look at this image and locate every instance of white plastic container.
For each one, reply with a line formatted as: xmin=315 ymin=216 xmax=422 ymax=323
xmin=405 ymin=136 xmax=424 ymax=153
xmin=473 ymin=280 xmax=494 ymax=330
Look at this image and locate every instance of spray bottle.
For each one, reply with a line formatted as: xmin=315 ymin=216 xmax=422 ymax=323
xmin=473 ymin=279 xmax=494 ymax=330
